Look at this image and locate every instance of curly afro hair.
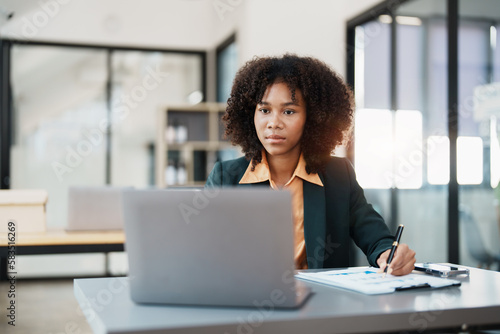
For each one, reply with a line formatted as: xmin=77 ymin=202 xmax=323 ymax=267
xmin=223 ymin=53 xmax=354 ymax=174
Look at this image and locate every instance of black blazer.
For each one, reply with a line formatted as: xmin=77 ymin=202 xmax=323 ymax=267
xmin=205 ymin=156 xmax=394 ymax=269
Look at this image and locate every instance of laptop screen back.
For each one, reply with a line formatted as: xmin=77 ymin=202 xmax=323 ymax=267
xmin=123 ymin=188 xmax=297 ymax=307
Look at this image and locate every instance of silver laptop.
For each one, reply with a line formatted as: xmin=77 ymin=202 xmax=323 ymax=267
xmin=66 ymin=186 xmax=129 ymax=231
xmin=123 ymin=188 xmax=311 ymax=308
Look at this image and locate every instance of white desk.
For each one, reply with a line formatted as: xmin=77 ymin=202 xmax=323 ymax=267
xmin=74 ymin=266 xmax=500 ymax=334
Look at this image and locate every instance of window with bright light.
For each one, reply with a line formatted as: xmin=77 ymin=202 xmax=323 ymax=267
xmin=355 ymin=109 xmax=393 ymax=189
xmin=356 ymin=115 xmax=486 ymax=188
xmin=354 ymin=109 xmax=423 ymax=189
xmin=427 ymin=136 xmax=450 ymax=185
xmin=394 ymin=110 xmax=423 ymax=189
xmin=457 ymin=137 xmax=483 ymax=185
xmin=491 ymin=116 xmax=500 ymax=188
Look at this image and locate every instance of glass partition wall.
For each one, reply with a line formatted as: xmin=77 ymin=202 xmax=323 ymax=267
xmin=110 ymin=51 xmax=203 ymax=187
xmin=4 ymin=41 xmax=205 ymax=228
xmin=216 ymin=34 xmax=238 ymax=103
xmin=394 ymin=0 xmax=449 ymax=265
xmin=458 ymin=0 xmax=500 ymax=269
xmin=351 ymin=19 xmax=394 ymax=265
xmin=348 ymin=0 xmax=500 ymax=268
xmin=10 ymin=45 xmax=108 ymax=228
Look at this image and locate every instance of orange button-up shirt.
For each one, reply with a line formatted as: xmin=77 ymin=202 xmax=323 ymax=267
xmin=239 ymin=153 xmax=323 ymax=269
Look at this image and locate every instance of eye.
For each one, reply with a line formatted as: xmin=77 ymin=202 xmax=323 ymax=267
xmin=284 ymin=109 xmax=295 ymax=115
xmin=259 ymin=108 xmax=270 ymax=114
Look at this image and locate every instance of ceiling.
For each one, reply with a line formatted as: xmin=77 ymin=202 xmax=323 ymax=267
xmin=0 ymin=0 xmax=39 ymax=28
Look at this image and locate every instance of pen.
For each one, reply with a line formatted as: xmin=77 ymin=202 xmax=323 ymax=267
xmin=383 ymin=224 xmax=404 ymax=277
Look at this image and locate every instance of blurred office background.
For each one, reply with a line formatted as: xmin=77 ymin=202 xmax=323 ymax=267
xmin=1 ymin=0 xmax=500 ymax=279
xmin=348 ymin=0 xmax=500 ymax=271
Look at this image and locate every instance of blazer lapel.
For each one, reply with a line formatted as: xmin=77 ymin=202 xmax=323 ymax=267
xmin=303 ymin=180 xmax=326 ymax=269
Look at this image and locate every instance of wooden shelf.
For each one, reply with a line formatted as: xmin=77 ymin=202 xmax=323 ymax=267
xmin=155 ymin=103 xmax=242 ymax=188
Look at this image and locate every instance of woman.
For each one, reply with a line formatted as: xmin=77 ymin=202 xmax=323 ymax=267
xmin=206 ymin=54 xmax=416 ymax=275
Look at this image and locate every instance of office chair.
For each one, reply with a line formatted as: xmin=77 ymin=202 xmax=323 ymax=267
xmin=459 ymin=204 xmax=500 ymax=271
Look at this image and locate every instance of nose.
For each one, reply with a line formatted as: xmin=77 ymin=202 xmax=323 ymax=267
xmin=267 ymin=112 xmax=283 ymax=129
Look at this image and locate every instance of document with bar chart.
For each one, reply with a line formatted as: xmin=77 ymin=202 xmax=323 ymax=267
xmin=296 ymin=267 xmax=461 ymax=295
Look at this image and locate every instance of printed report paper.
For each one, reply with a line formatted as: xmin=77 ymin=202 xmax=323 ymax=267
xmin=296 ymin=267 xmax=461 ymax=295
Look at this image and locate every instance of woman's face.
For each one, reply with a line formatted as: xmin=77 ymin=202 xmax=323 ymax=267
xmin=254 ymin=82 xmax=307 ymax=159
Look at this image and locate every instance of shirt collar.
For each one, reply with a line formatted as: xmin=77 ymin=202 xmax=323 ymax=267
xmin=239 ymin=152 xmax=323 ymax=187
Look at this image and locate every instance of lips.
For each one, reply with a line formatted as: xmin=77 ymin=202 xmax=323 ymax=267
xmin=266 ymin=134 xmax=285 ymax=140
xmin=265 ymin=134 xmax=286 ymax=144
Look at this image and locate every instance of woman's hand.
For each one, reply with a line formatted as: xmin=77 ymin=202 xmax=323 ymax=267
xmin=377 ymin=243 xmax=416 ymax=276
